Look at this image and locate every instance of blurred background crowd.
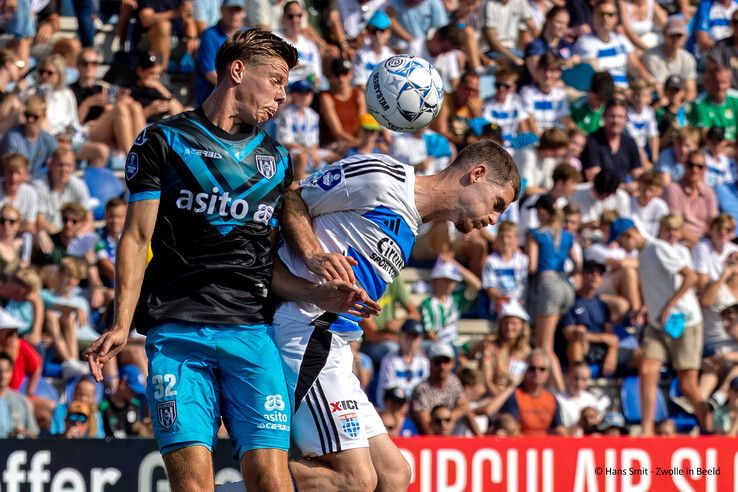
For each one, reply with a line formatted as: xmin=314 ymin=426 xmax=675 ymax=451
xmin=0 ymin=0 xmax=735 ymax=442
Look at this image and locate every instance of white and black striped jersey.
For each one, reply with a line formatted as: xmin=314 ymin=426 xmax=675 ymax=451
xmin=278 ymin=153 xmax=422 ymax=339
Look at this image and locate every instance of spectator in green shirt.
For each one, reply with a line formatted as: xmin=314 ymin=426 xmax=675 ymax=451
xmin=570 ymin=71 xmax=615 ymax=134
xmin=688 ymin=64 xmax=738 ymax=142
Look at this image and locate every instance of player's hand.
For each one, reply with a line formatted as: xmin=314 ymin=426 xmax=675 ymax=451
xmin=85 ymin=326 xmax=129 ymax=382
xmin=313 ymin=280 xmax=381 ymax=318
xmin=305 ymin=252 xmax=357 ymax=284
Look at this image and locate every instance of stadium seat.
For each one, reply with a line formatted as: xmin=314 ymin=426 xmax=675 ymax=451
xmin=667 ymin=377 xmax=699 ymax=432
xmin=621 ymin=375 xmax=669 ymax=424
xmin=19 ymin=376 xmax=59 ymax=402
xmin=83 ymin=167 xmax=125 ymax=220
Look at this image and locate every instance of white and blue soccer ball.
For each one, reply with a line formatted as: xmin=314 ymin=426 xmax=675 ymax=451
xmin=365 ymin=55 xmax=444 ymax=133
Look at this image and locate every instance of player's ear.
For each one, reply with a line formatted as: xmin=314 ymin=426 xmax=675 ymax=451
xmin=469 ymin=164 xmax=487 ymax=184
xmin=230 ymin=60 xmax=245 ymax=84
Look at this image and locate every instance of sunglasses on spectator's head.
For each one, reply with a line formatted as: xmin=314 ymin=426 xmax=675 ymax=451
xmin=79 ymin=59 xmax=98 ymax=66
xmin=68 ymin=413 xmax=88 ymax=424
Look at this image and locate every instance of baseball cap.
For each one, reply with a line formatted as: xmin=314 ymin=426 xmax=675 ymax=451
xmin=431 ymin=258 xmax=462 ymax=281
xmin=221 ymin=0 xmax=244 ymax=8
xmin=609 ymin=217 xmax=636 ymax=243
xmin=367 ymin=10 xmax=391 ymax=30
xmin=598 ymin=411 xmax=626 ymax=432
xmin=498 ymin=301 xmax=530 ymax=323
xmin=67 ymin=400 xmax=92 ymax=419
xmin=526 ymin=193 xmax=556 ymax=214
xmin=384 ymin=387 xmax=408 ymax=403
xmin=137 ymin=52 xmax=161 ymax=69
xmin=583 ymin=259 xmax=607 ymax=274
xmin=401 ymin=318 xmax=424 ymax=336
xmin=664 ymin=17 xmax=687 ymax=36
xmin=428 ymin=342 xmax=455 ymax=360
xmin=120 ymin=364 xmax=146 ymax=395
xmin=289 ymin=79 xmax=314 ymax=93
xmin=358 ymin=113 xmax=382 ymax=131
xmin=330 ymin=58 xmax=353 ymax=76
xmin=664 ymin=75 xmax=684 ymax=91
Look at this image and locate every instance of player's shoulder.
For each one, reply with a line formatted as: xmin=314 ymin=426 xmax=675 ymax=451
xmin=338 ymin=153 xmax=410 ymax=181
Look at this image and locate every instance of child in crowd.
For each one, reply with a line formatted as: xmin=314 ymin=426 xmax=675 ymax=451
xmin=482 ymin=221 xmax=529 ymax=314
xmin=5 ymin=268 xmax=43 ymax=346
xmin=657 ymin=126 xmax=701 ymax=185
xmin=520 ymin=53 xmax=571 ymax=134
xmin=627 ymin=79 xmax=659 ymax=166
xmin=630 ymin=171 xmax=669 ymax=238
xmin=275 ymin=80 xmax=323 ymax=179
xmin=656 ymin=75 xmax=688 ymax=148
xmin=481 ymin=66 xmax=531 ymax=149
xmin=41 ymin=257 xmax=91 ymax=379
xmin=704 ymin=127 xmax=737 ymax=188
xmin=565 ymin=127 xmax=587 ymax=171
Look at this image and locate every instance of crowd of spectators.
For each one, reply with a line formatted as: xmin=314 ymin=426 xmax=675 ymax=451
xmin=0 ymin=0 xmax=735 ymax=442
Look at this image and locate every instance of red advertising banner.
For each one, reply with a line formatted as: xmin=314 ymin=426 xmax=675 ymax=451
xmin=392 ymin=437 xmax=738 ymax=492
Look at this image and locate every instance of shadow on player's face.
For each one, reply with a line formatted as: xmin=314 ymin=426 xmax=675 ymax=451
xmin=453 ymin=181 xmax=516 ymax=233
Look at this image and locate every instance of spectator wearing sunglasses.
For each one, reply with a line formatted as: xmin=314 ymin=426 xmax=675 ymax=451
xmin=481 ymin=66 xmax=533 ymax=149
xmin=429 ymin=404 xmax=455 ymax=435
xmin=276 ymin=2 xmax=322 ymax=85
xmin=0 ymin=96 xmax=57 ymax=177
xmin=498 ymin=349 xmax=567 ymax=435
xmin=62 ymin=400 xmax=95 ymax=438
xmin=410 ymin=342 xmax=481 ymax=436
xmin=662 ymin=150 xmax=718 ymax=247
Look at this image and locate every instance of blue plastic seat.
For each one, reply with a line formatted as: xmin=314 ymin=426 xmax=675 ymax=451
xmin=621 ymin=375 xmax=669 ymax=424
xmin=83 ymin=167 xmax=125 ymax=220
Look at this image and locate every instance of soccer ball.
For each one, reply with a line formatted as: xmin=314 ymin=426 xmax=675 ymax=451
xmin=365 ymin=55 xmax=444 ymax=133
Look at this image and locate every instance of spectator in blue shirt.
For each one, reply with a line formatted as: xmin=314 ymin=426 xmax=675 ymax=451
xmin=0 ymin=96 xmax=57 ymax=177
xmin=387 ymin=0 xmax=448 ymax=51
xmin=195 ymin=0 xmax=246 ymax=105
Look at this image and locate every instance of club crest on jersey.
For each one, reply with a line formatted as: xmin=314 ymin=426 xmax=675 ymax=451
xmin=255 ymin=155 xmax=277 ymax=179
xmin=316 ymin=169 xmax=343 ymax=191
xmin=339 ymin=412 xmax=361 ymax=439
xmin=134 ymin=128 xmax=148 ymax=146
xmin=157 ymin=401 xmax=177 ymax=430
xmin=125 ymin=153 xmax=139 ymax=181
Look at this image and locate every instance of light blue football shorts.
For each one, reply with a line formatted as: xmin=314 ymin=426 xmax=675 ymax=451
xmin=145 ymin=322 xmax=291 ymax=459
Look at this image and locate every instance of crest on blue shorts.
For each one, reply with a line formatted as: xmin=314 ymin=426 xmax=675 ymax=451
xmin=255 ymin=155 xmax=277 ymax=179
xmin=339 ymin=412 xmax=360 ymax=439
xmin=157 ymin=401 xmax=177 ymax=430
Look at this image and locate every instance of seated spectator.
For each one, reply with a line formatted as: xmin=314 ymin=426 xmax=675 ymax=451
xmin=130 ymin=53 xmax=185 ymax=125
xmin=576 ymin=405 xmax=604 ymax=435
xmin=449 ymin=0 xmax=487 ymax=72
xmin=0 ymin=96 xmax=58 ymax=177
xmin=693 ymin=0 xmax=738 ymax=60
xmin=481 ymin=67 xmax=532 ymax=149
xmin=498 ymin=349 xmax=568 ymax=435
xmin=276 ymin=80 xmax=322 ymax=180
xmin=61 ymin=399 xmax=98 ymax=438
xmin=429 ymin=404 xmax=455 ymax=435
xmin=0 ymin=204 xmax=26 ymax=275
xmin=99 ymin=364 xmax=149 ymax=438
xmin=454 ymin=367 xmax=495 ymax=436
xmin=631 ymin=171 xmax=669 ymax=238
xmin=643 ymin=18 xmax=697 ymax=101
xmin=50 ymin=377 xmax=103 ymax=437
xmin=0 ymin=312 xmax=40 ymax=396
xmin=655 ymin=76 xmax=689 ymax=149
xmin=0 ymin=153 xmax=38 ymax=231
xmin=693 ymin=214 xmax=738 ymax=289
xmin=561 ymin=260 xmax=636 ymax=375
xmin=434 ymin=69 xmax=481 ymax=147
xmin=95 ymin=198 xmax=127 ymax=288
xmin=571 ymin=169 xmax=631 ymax=228
xmin=194 ymin=0 xmax=245 ymax=105
xmin=581 ymin=98 xmax=643 ymax=182
xmin=71 ymin=48 xmax=146 ymax=157
xmin=376 ymin=319 xmax=430 ymax=408
xmin=319 ymin=58 xmax=364 ymax=154
xmin=514 ymin=127 xmax=568 ymax=198
xmin=327 ymin=0 xmax=386 ymax=58
xmin=0 ymin=352 xmax=38 ymax=438
xmin=657 ymin=126 xmax=701 ymax=186
xmin=5 ymin=268 xmax=43 ymax=345
xmin=410 ymin=342 xmax=481 ymax=435
xmin=381 ymin=386 xmax=417 ymax=437
xmin=610 ymin=218 xmax=709 ymax=435
xmin=524 ymin=7 xmax=580 ymax=84
xmin=41 ymin=258 xmax=92 ymax=379
xmin=526 ymin=197 xmax=580 ymax=391
xmin=574 ymin=0 xmax=651 ymax=88
xmin=276 ymin=2 xmax=322 ymax=84
xmin=570 ymin=71 xmax=616 ymax=135
xmin=519 ymin=163 xmax=581 ymax=234
xmin=556 ymin=362 xmax=604 ymax=433
xmin=703 ymin=127 xmax=737 ymax=188
xmin=711 ymin=10 xmax=738 ymax=90
xmin=420 ymin=254 xmax=481 ymax=346
xmin=345 ymin=113 xmax=387 ymax=157
xmin=566 ymin=128 xmax=587 ymax=172
xmin=475 ymin=301 xmax=532 ymax=394
xmin=620 ymin=0 xmax=667 ymax=52
xmin=627 ymin=79 xmax=660 ymax=166
xmin=137 ymin=0 xmax=197 ymax=70
xmin=352 ymin=11 xmax=394 ymax=90
xmin=482 ymin=221 xmax=529 ymax=311
xmin=662 ymin=150 xmax=719 ymax=247
xmin=482 ymin=0 xmax=537 ymax=67
xmin=387 ymin=0 xmax=449 ymax=54
xmin=520 ymin=54 xmax=572 ymax=134
xmin=688 ymin=64 xmax=738 ymax=142
xmin=598 ymin=410 xmax=627 ymax=435
xmin=0 ymin=50 xmax=24 ymax=135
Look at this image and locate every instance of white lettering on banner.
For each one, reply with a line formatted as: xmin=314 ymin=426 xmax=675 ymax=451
xmin=622 ymin=448 xmax=651 ymax=492
xmin=91 ymin=468 xmax=122 ymax=490
xmin=507 ymin=449 xmax=518 ymax=492
xmin=214 ymin=468 xmax=242 ymax=486
xmin=50 ymin=468 xmax=85 ymax=491
xmin=606 ymin=448 xmax=618 ymax=492
xmin=30 ymin=451 xmax=51 ymax=492
xmin=138 ymin=451 xmax=167 ymax=492
xmin=573 ymin=449 xmax=597 ymax=492
xmin=420 ymin=449 xmax=432 ymax=492
xmin=4 ymin=450 xmax=28 ymax=492
xmin=438 ymin=449 xmax=466 ymax=492
xmin=471 ymin=449 xmax=502 ymax=492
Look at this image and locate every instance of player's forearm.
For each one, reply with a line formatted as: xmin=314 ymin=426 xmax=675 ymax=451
xmin=271 ymin=257 xmax=320 ymax=304
xmin=111 ymin=232 xmax=151 ymax=333
xmin=281 ymin=188 xmax=324 ymax=260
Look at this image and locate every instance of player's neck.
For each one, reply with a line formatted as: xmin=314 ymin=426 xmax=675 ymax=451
xmin=202 ymin=90 xmax=250 ymax=134
xmin=414 ymin=174 xmax=456 ymax=223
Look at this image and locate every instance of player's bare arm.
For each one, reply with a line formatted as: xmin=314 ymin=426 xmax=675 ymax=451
xmin=281 ymin=187 xmax=358 ymax=284
xmin=271 ymin=257 xmax=380 ymax=318
xmin=85 ymin=199 xmax=158 ymax=380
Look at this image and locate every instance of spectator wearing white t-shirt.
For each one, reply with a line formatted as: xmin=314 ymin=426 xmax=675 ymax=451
xmin=611 ymin=217 xmax=709 ymax=436
xmin=513 ymin=127 xmax=568 ymax=199
xmin=657 ymin=213 xmax=694 ymax=268
xmin=631 ymin=171 xmax=669 ymax=238
xmin=481 ymin=66 xmax=533 ymax=149
xmin=376 ymin=319 xmax=431 ymax=409
xmin=692 ymin=214 xmax=738 ymax=289
xmin=275 ymin=2 xmax=323 ymax=84
xmin=626 ymin=79 xmax=660 ymax=166
xmin=482 ymin=0 xmax=537 ymax=66
xmin=0 ymin=153 xmax=38 ymax=231
xmin=482 ymin=221 xmax=529 ymax=312
xmin=276 ymin=81 xmax=322 ymax=180
xmin=703 ymin=127 xmax=738 ymax=188
xmin=570 ymin=169 xmax=631 ymax=227
xmin=352 ymin=11 xmax=395 ymax=88
xmin=556 ymin=362 xmax=607 ymax=432
xmin=519 ymin=53 xmax=571 ymax=134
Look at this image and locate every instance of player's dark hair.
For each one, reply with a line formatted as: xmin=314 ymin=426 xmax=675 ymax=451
xmin=589 ymin=71 xmax=615 ymax=100
xmin=448 ymin=140 xmax=521 ymax=203
xmin=215 ymin=28 xmax=299 ymax=82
